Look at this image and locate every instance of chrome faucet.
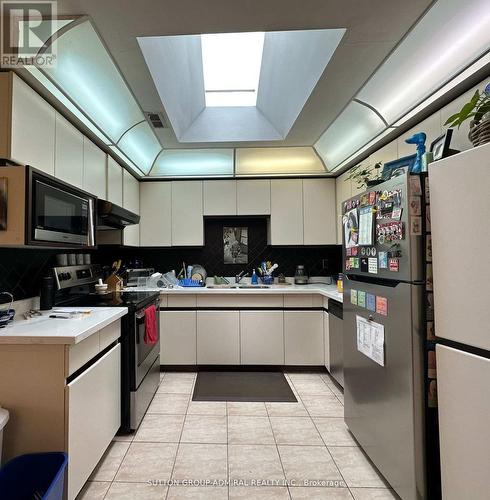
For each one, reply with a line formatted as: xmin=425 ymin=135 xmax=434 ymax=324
xmin=235 ymin=270 xmax=248 ymax=284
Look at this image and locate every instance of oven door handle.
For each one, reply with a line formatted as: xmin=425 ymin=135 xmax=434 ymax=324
xmin=136 ymin=311 xmax=146 ymax=320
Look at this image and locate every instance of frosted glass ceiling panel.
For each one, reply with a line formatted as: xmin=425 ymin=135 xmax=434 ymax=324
xmin=314 ymin=101 xmax=385 ymax=170
xmin=358 ymin=0 xmax=490 ymax=124
xmin=117 ymin=121 xmax=162 ymax=174
xmin=24 ymin=65 xmax=112 ymax=145
xmin=109 ymin=146 xmax=144 ymax=177
xmin=202 ymin=32 xmax=264 ymax=107
xmin=235 ymin=147 xmax=326 ymax=176
xmin=150 ymin=149 xmax=234 ymax=177
xmin=43 ymin=19 xmax=146 ymax=142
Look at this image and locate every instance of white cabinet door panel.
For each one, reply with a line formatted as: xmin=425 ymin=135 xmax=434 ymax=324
xmin=66 ymin=344 xmax=120 ymax=500
xmin=171 ymin=181 xmax=203 ymax=246
xmin=437 ymin=345 xmax=490 ymax=500
xmin=83 ymin=138 xmax=106 ymax=199
xmin=284 ymin=311 xmax=324 ymax=365
xmin=55 ymin=113 xmax=84 ymax=188
xmin=10 ymin=74 xmax=55 ymax=175
xmin=140 ymin=182 xmax=171 ymax=246
xmin=107 ymin=157 xmax=123 ymax=205
xmin=270 ymin=179 xmax=303 ymax=245
xmin=240 ymin=311 xmax=284 ymax=365
xmin=197 ymin=311 xmax=239 ymax=364
xmin=160 ymin=311 xmax=197 ymax=365
xmin=204 ymin=180 xmax=236 ymax=215
xmin=237 ymin=180 xmax=271 ymax=215
xmin=303 ymin=178 xmax=336 ymax=245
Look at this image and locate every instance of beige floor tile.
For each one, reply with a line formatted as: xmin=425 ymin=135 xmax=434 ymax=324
xmin=158 ymin=378 xmax=195 ymax=394
xmin=112 ymin=433 xmax=134 ymax=442
xmin=314 ymin=418 xmax=357 ymax=446
xmin=134 ymin=413 xmax=185 ymax=443
xmin=160 ymin=372 xmax=166 ymax=381
xmin=292 ymin=379 xmax=335 ymax=396
xmin=105 ymin=481 xmax=167 ymax=499
xmin=76 ymin=481 xmax=111 ymax=500
xmin=227 ymin=402 xmax=268 ymax=416
xmin=164 ymin=372 xmax=197 ymax=380
xmin=147 ymin=393 xmax=190 ymax=414
xmin=270 ymin=417 xmax=323 ymax=445
xmin=287 ymin=372 xmax=326 ymax=383
xmin=229 ymin=486 xmax=290 ymax=499
xmin=89 ymin=441 xmax=130 ymax=481
xmin=265 ymin=401 xmax=309 ymax=417
xmin=228 ymin=415 xmax=275 ymax=444
xmin=172 ymin=443 xmax=228 ymax=481
xmin=115 ymin=442 xmax=177 ymax=482
xmin=300 ymin=395 xmax=344 ymax=417
xmin=187 ymin=401 xmax=227 ymax=416
xmin=228 ymin=444 xmax=285 ymax=482
xmin=181 ymin=415 xmax=227 ymax=444
xmin=335 ymin=394 xmax=345 ymax=406
xmin=289 ymin=487 xmax=353 ymax=499
xmin=167 ymin=486 xmax=228 ymax=499
xmin=329 ymin=447 xmax=388 ymax=488
xmin=349 ymin=488 xmax=399 ymax=499
xmin=278 ymin=445 xmax=344 ymax=483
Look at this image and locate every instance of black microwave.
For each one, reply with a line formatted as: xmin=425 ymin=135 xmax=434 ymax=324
xmin=0 ymin=166 xmax=96 ymax=247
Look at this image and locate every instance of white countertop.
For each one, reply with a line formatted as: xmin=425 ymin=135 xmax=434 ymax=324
xmin=0 ymin=307 xmax=128 ymax=345
xmin=124 ymin=283 xmax=343 ymax=303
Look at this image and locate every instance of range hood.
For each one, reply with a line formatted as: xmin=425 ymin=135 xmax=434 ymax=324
xmin=97 ymin=199 xmax=140 ymax=230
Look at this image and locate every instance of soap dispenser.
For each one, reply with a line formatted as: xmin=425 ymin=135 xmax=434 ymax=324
xmin=251 ymin=269 xmax=258 ymax=285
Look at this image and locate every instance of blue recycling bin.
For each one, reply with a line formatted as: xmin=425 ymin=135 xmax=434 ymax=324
xmin=0 ymin=452 xmax=68 ymax=500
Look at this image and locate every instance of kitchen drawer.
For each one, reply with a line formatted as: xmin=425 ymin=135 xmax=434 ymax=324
xmin=167 ymin=295 xmax=197 ymax=308
xmin=284 ymin=294 xmax=316 ymax=308
xmin=67 ymin=334 xmax=99 ymax=376
xmin=99 ymin=320 xmax=121 ymax=351
xmin=158 ymin=294 xmax=168 ymax=308
xmin=196 ymin=294 xmax=283 ymax=308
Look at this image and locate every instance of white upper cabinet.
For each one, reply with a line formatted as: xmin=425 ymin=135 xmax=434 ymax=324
xmin=122 ymin=169 xmax=140 ymax=246
xmin=4 ymin=73 xmax=56 ymax=175
xmin=107 ymin=156 xmax=123 ymax=205
xmin=237 ymin=179 xmax=271 ymax=215
xmin=55 ymin=113 xmax=84 ymax=188
xmin=140 ymin=182 xmax=171 ymax=246
xmin=270 ymin=179 xmax=303 ymax=245
xmin=171 ymin=181 xmax=203 ymax=246
xmin=82 ymin=138 xmax=106 ymax=199
xmin=303 ymin=178 xmax=336 ymax=245
xmin=203 ymin=180 xmax=236 ymax=215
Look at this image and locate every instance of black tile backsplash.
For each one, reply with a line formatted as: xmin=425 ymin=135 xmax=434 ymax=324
xmin=0 ymin=218 xmax=341 ymax=302
xmin=0 ymin=248 xmax=58 ymax=303
xmin=96 ymin=217 xmax=342 ymax=280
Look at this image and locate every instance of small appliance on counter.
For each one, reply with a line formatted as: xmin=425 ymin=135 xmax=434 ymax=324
xmin=39 ymin=276 xmax=55 ymax=310
xmin=294 ymin=265 xmax=308 ymax=284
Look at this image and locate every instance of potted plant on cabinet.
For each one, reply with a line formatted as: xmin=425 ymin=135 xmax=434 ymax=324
xmin=444 ymin=82 xmax=490 ymax=147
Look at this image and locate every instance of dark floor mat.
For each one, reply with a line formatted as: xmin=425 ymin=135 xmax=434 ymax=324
xmin=192 ymin=371 xmax=297 ymax=402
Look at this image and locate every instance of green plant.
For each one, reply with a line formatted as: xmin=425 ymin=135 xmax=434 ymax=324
xmin=444 ymin=82 xmax=490 ymax=128
xmin=345 ymin=161 xmax=382 ymax=189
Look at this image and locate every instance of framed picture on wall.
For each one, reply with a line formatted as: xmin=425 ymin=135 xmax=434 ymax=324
xmin=430 ymin=129 xmax=453 ymax=160
xmin=223 ymin=227 xmax=248 ymax=264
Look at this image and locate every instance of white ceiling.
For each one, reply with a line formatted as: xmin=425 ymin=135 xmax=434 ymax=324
xmin=54 ymin=0 xmax=435 ymax=149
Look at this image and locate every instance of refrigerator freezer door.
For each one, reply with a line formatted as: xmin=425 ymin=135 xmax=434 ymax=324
xmin=342 ymin=173 xmax=424 ymax=283
xmin=430 ymin=145 xmax=490 ymax=350
xmin=343 ymin=277 xmax=425 ymax=500
xmin=437 ymin=344 xmax=490 ymax=500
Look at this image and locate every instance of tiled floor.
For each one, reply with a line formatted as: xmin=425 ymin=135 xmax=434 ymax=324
xmin=78 ymin=371 xmax=399 ymax=499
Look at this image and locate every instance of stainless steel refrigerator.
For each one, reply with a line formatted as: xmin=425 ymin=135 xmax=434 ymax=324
xmin=341 ymin=171 xmax=428 ymax=500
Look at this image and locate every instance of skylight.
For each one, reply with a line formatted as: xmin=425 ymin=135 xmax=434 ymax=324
xmin=201 ymin=32 xmax=264 ymax=107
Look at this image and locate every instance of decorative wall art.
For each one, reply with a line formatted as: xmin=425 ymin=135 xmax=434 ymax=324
xmin=223 ymin=226 xmax=248 ymax=264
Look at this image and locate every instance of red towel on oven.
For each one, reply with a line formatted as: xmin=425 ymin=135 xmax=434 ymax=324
xmin=144 ymin=305 xmax=157 ymax=344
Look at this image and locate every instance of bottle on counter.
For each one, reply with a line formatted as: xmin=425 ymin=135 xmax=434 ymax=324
xmin=251 ymin=269 xmax=258 ymax=285
xmin=337 ymin=273 xmax=344 ymax=294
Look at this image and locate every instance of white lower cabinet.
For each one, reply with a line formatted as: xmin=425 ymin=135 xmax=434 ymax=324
xmin=284 ymin=311 xmax=324 ymax=365
xmin=160 ymin=311 xmax=196 ymax=364
xmin=240 ymin=311 xmax=284 ymax=365
xmin=66 ymin=344 xmax=121 ymax=500
xmin=323 ymin=311 xmax=330 ymax=371
xmin=197 ymin=311 xmax=240 ymax=364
